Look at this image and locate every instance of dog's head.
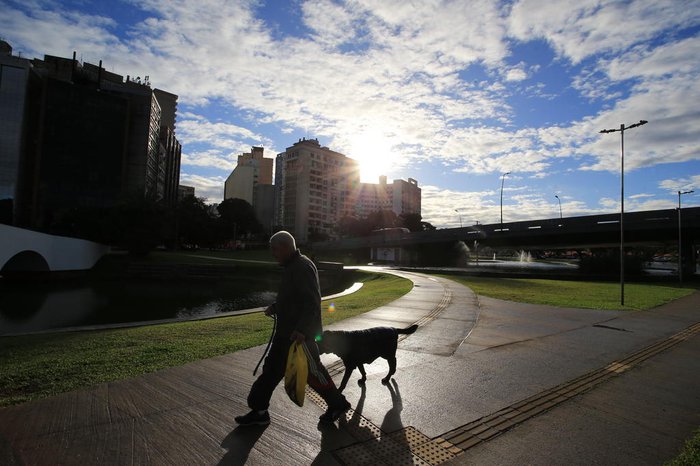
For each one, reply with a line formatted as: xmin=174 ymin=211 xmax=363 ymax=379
xmin=317 ymin=330 xmax=344 ymax=356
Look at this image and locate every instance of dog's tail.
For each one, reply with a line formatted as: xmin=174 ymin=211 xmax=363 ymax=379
xmin=397 ymin=324 xmax=418 ymax=335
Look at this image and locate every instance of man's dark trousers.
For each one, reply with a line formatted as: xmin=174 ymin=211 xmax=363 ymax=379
xmin=248 ymin=336 xmax=346 ymax=411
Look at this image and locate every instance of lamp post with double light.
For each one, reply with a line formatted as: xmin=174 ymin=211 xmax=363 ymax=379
xmin=500 ymin=172 xmax=510 ymax=230
xmin=599 ymin=119 xmax=648 ymax=306
xmin=678 ymin=189 xmax=694 ymax=283
xmin=454 ymin=209 xmax=463 ymax=228
xmin=555 ymin=194 xmax=562 ymax=220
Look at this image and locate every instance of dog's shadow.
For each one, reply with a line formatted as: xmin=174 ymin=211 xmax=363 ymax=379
xmin=381 ymin=379 xmax=403 ymax=433
xmin=217 ymin=424 xmax=269 ymax=466
xmin=314 ymin=379 xmax=410 ymax=464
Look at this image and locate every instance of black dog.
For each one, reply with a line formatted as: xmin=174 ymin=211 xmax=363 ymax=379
xmin=318 ymin=324 xmax=418 ymax=392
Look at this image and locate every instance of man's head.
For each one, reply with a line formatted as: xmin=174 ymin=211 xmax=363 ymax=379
xmin=269 ymin=230 xmax=297 ymax=264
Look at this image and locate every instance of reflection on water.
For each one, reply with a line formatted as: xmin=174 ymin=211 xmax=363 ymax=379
xmin=0 ymin=278 xmax=278 ymax=335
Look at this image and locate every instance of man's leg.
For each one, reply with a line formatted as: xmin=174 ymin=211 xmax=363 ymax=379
xmin=302 ymin=340 xmax=350 ymax=421
xmin=246 ymin=338 xmax=288 ymax=411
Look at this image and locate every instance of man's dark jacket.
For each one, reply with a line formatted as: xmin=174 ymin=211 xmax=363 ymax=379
xmin=271 ymin=250 xmax=322 ymax=340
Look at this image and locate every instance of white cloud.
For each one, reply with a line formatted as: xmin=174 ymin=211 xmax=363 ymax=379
xmin=180 ymin=150 xmax=236 ymax=171
xmin=504 ymin=62 xmax=529 ymax=82
xmin=177 ymin=115 xmax=263 ymax=149
xmin=301 ymin=0 xmax=359 ymax=48
xmin=508 ymin=0 xmax=700 ymax=64
xmin=178 ymin=173 xmax=226 ymax=203
xmin=422 ymin=184 xmax=599 ymax=228
xmin=2 ymin=0 xmax=698 ymax=215
xmin=659 ymin=175 xmax=700 ymax=193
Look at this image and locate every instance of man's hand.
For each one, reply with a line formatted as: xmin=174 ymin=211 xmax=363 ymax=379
xmin=264 ymin=305 xmax=275 ymax=317
xmin=290 ymin=330 xmax=305 ymax=343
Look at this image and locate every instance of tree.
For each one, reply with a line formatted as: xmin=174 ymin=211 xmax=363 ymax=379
xmin=420 ymin=221 xmax=436 ymax=231
xmin=399 ymin=213 xmax=422 ymax=232
xmin=216 ymin=198 xmax=261 ymax=241
xmin=337 ymin=215 xmax=364 ymax=237
xmin=119 ymin=194 xmax=169 ymax=255
xmin=366 ymin=209 xmax=398 ymax=231
xmin=177 ymin=195 xmax=216 ymax=248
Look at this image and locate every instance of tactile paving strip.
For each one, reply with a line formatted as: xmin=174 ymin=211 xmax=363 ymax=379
xmin=334 ymin=426 xmax=455 ymax=465
xmin=437 ymin=321 xmax=700 ymax=454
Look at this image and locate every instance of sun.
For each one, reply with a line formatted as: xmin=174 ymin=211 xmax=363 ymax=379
xmin=348 ymin=129 xmax=398 ymax=183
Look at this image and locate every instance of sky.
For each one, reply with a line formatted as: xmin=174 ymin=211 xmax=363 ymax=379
xmin=2 ymin=0 xmax=699 ymax=228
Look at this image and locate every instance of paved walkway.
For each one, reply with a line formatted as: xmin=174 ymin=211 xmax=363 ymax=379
xmin=0 ymin=268 xmax=698 ymax=465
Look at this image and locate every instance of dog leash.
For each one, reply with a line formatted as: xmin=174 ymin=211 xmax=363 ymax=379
xmin=253 ymin=313 xmax=276 ymax=376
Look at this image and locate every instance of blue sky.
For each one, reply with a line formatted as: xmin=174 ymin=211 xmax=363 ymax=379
xmin=2 ymin=0 xmax=699 ymax=227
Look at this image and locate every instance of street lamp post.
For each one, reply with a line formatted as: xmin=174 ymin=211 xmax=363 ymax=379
xmin=599 ymin=120 xmax=648 ymax=306
xmin=500 ymin=172 xmax=510 ymax=230
xmin=678 ymin=189 xmax=694 ymax=283
xmin=555 ymin=194 xmax=562 ymax=220
xmin=454 ymin=209 xmax=463 ymax=228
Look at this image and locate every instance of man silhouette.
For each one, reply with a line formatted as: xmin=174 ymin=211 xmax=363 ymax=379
xmin=235 ymin=231 xmax=350 ymax=425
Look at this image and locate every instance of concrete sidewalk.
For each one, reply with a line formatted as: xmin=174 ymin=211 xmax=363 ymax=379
xmin=0 ymin=268 xmax=470 ymax=465
xmin=0 ymin=268 xmax=698 ymax=465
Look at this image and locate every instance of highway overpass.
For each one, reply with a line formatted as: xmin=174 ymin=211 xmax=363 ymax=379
xmin=314 ymin=207 xmax=700 ymax=271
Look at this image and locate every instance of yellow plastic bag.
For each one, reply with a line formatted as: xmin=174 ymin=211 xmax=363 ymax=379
xmin=284 ymin=342 xmax=308 ymax=407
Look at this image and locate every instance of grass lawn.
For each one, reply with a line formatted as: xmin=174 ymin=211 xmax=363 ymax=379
xmin=0 ymin=271 xmax=412 ymax=407
xmin=437 ymin=275 xmax=697 ymax=310
xmin=666 ymin=428 xmax=700 ymax=466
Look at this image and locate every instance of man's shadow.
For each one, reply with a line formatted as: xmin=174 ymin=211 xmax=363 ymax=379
xmin=218 ymin=424 xmax=269 ymax=466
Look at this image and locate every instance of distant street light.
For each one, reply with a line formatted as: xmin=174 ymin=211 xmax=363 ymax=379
xmin=454 ymin=209 xmax=463 ymax=228
xmin=599 ymin=119 xmax=648 ymax=306
xmin=500 ymin=172 xmax=510 ymax=229
xmin=678 ymin=189 xmax=694 ymax=284
xmin=554 ymin=194 xmax=562 ymax=220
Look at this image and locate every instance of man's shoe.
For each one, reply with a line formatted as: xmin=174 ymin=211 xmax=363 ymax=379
xmin=319 ymin=400 xmax=351 ymax=423
xmin=235 ymin=410 xmax=270 ymax=426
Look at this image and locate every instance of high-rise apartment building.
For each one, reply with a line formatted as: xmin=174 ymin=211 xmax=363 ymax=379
xmin=0 ymin=43 xmax=182 ymax=230
xmin=153 ymin=89 xmax=181 ymax=206
xmin=276 ymin=138 xmax=360 ymax=243
xmin=178 ymin=185 xmax=196 ymax=200
xmin=390 ymin=178 xmax=421 ymax=216
xmin=0 ymin=41 xmax=41 ymax=225
xmin=274 ymin=151 xmax=285 ymax=229
xmin=224 ymin=146 xmax=272 ymax=204
xmin=353 ymin=176 xmax=421 ymax=218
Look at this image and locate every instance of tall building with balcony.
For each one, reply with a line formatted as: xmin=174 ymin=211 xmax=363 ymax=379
xmin=277 ymin=138 xmax=360 ymax=243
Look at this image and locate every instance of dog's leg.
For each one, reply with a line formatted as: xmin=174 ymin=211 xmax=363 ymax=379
xmin=382 ymin=357 xmax=397 ymax=385
xmin=338 ymin=364 xmax=355 ymax=392
xmin=357 ymin=364 xmax=367 ymax=386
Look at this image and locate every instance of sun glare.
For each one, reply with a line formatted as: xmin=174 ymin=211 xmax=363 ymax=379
xmin=348 ymin=130 xmax=398 ymax=183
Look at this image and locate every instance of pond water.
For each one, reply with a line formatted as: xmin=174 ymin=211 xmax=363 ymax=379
xmin=0 ymin=277 xmax=281 ymax=335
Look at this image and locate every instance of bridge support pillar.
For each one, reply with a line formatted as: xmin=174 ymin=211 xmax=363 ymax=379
xmin=682 ymin=239 xmax=698 ymax=277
